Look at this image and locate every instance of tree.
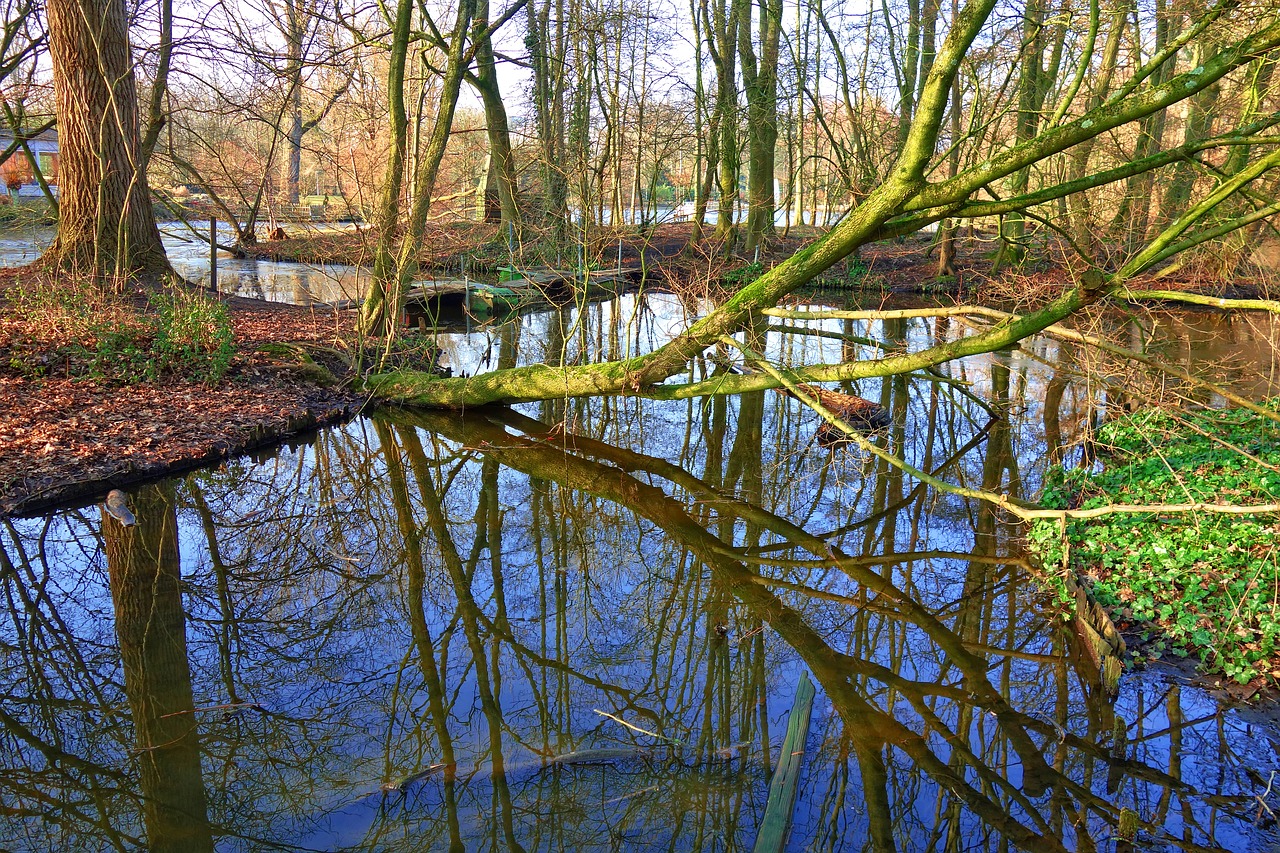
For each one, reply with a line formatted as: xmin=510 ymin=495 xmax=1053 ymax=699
xmin=739 ymin=0 xmax=783 ymax=252
xmin=44 ymin=0 xmax=167 ymax=279
xmin=360 ymin=0 xmax=527 ymax=335
xmin=469 ymin=0 xmax=521 ymax=233
xmin=704 ymin=0 xmax=746 ymax=243
xmin=368 ymin=0 xmax=1280 ymax=407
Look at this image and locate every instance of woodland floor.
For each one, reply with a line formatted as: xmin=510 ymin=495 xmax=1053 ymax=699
xmin=2 ymin=222 xmax=1275 ymax=518
xmin=0 ymin=280 xmax=367 ymax=516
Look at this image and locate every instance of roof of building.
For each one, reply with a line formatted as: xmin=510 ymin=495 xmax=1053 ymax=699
xmin=0 ymin=126 xmax=58 ymax=145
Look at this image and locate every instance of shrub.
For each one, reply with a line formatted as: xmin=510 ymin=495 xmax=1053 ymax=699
xmin=7 ymin=280 xmax=236 ymax=384
xmin=150 ymin=290 xmax=235 ymax=382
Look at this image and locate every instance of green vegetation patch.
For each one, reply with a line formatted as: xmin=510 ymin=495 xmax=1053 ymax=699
xmin=1032 ymin=403 xmax=1280 ymax=684
xmin=5 ymin=281 xmax=235 ymax=385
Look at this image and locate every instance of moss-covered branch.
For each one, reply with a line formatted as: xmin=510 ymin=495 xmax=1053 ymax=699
xmin=371 ymin=281 xmax=1097 ymax=405
xmin=363 ymin=7 xmax=1280 ymax=410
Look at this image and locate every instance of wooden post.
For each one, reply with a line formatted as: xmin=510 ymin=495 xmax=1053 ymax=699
xmin=209 ymin=218 xmax=218 ymax=290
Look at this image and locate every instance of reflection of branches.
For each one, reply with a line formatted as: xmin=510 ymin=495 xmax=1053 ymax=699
xmin=0 ymin=532 xmax=155 ymax=850
xmin=392 ymin=407 xmax=1254 ymax=850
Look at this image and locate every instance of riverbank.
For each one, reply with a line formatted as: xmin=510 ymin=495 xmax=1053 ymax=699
xmin=3 ymin=219 xmax=1277 ymax=519
xmin=1033 ymin=404 xmax=1280 ymax=686
xmin=246 ymin=220 xmax=1280 ymax=305
xmin=0 ymin=272 xmax=368 ymax=516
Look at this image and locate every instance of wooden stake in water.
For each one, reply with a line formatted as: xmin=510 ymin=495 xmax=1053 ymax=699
xmin=209 ymin=217 xmax=218 ymax=290
xmin=752 ymin=671 xmax=816 ymax=853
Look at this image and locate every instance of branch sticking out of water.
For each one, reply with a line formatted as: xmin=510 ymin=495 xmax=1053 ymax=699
xmin=725 ymin=335 xmax=1280 ymax=524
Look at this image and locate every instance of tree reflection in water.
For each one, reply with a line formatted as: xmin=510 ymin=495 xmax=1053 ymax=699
xmin=0 ymin=335 xmax=1278 ymax=850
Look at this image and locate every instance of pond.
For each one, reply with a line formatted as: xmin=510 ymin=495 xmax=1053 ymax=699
xmin=3 ymin=289 xmax=1280 ymax=850
xmin=0 ymin=222 xmax=365 ymax=305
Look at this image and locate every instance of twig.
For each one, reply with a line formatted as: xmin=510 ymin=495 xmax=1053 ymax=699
xmin=593 ymin=708 xmax=682 ymax=745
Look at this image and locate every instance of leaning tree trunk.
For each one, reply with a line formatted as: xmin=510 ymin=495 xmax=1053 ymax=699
xmin=45 ymin=0 xmax=168 ymax=280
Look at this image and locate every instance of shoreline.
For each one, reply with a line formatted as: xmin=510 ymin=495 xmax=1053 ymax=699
xmin=1 ymin=383 xmax=364 ymax=517
xmin=1 ymin=285 xmax=371 ymax=518
xmin=3 ymin=226 xmax=1277 ymax=521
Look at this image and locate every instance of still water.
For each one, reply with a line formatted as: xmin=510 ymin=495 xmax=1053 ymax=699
xmin=4 ymin=289 xmax=1280 ymax=850
xmin=0 ymin=222 xmax=364 ymax=304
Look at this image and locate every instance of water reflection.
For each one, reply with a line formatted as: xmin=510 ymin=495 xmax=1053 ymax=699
xmin=2 ymin=335 xmax=1279 ymax=849
xmin=0 ymin=223 xmax=365 ymax=306
xmin=104 ymin=483 xmax=214 ymax=853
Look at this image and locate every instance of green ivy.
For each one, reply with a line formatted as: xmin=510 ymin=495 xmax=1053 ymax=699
xmin=1032 ymin=402 xmax=1280 ymax=684
xmin=723 ymin=261 xmax=763 ymax=286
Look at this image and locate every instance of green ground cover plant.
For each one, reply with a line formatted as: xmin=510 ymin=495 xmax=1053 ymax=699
xmin=1032 ymin=403 xmax=1280 ymax=684
xmin=5 ymin=280 xmax=235 ymax=384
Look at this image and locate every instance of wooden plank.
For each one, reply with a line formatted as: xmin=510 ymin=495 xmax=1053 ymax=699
xmin=752 ymin=671 xmax=816 ymax=853
xmin=404 ymin=279 xmax=472 ymax=301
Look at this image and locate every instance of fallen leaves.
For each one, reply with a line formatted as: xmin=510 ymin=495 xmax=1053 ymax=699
xmin=0 ymin=283 xmax=364 ymax=516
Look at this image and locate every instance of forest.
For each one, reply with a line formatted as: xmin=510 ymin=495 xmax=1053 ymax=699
xmin=3 ymin=0 xmax=1280 ymax=848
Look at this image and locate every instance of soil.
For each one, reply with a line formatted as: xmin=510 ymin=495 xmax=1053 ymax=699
xmin=0 ymin=273 xmax=368 ymax=517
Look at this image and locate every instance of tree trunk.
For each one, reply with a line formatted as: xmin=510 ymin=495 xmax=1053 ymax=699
xmin=140 ymin=0 xmax=172 ymax=167
xmin=1066 ymin=0 xmax=1127 ymax=254
xmin=1159 ymin=41 xmax=1218 ymax=225
xmin=362 ymin=0 xmax=474 ymax=335
xmin=283 ymin=0 xmax=306 ymax=205
xmin=359 ymin=0 xmax=413 ymax=334
xmin=369 ymin=1 xmax=1280 ymax=408
xmin=471 ymin=0 xmax=520 ymax=235
xmin=527 ymin=0 xmax=569 ymax=240
xmin=740 ymin=0 xmax=782 ymax=253
xmin=45 ymin=0 xmax=167 ymax=280
xmin=687 ymin=0 xmax=715 ymax=247
xmin=992 ymin=0 xmax=1048 ymax=271
xmin=104 ymin=484 xmax=213 ymax=853
xmin=1110 ymin=0 xmax=1176 ymax=248
xmin=937 ymin=5 xmax=961 ymax=280
xmin=708 ymin=0 xmax=746 ymax=245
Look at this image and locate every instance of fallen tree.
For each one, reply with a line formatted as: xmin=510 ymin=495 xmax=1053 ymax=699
xmin=366 ymin=1 xmax=1280 ymax=408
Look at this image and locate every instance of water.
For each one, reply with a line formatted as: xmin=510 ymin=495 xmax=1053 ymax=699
xmin=4 ymin=286 xmax=1280 ymax=850
xmin=0 ymin=222 xmax=365 ymax=305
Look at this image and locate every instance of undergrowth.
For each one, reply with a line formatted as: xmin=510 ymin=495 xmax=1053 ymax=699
xmin=4 ymin=280 xmax=235 ymax=384
xmin=1031 ymin=403 xmax=1280 ymax=685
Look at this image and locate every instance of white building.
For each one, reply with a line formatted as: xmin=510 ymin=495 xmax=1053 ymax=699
xmin=0 ymin=127 xmax=58 ymax=198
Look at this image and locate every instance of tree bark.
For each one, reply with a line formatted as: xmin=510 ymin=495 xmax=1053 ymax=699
xmin=45 ymin=0 xmax=168 ymax=280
